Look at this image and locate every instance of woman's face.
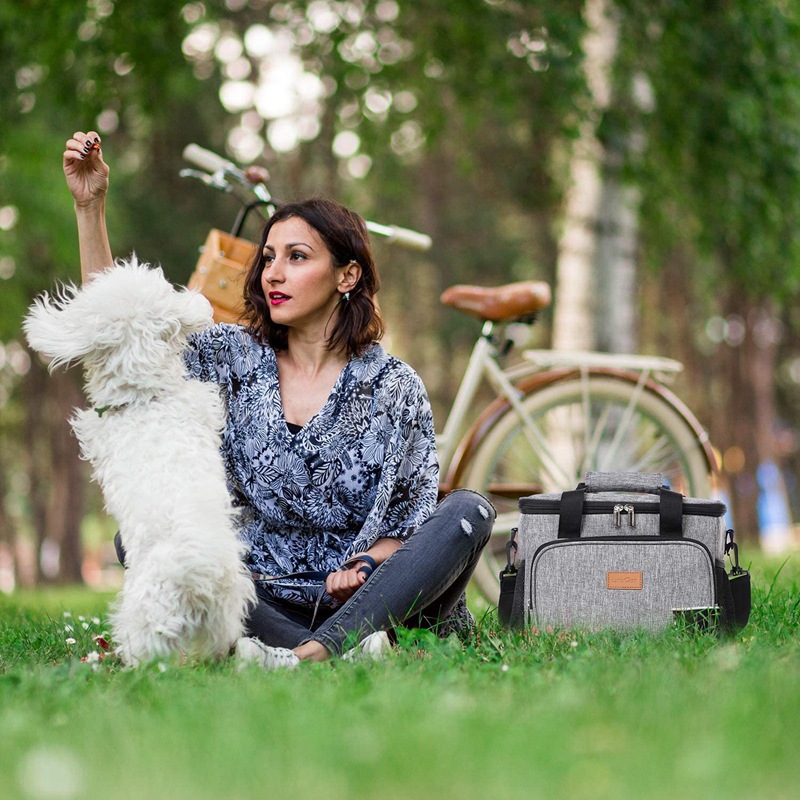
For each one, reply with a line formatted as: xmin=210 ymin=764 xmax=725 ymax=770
xmin=260 ymin=217 xmax=345 ymax=333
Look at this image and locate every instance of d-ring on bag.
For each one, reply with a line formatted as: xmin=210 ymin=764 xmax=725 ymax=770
xmin=499 ymin=472 xmax=751 ymax=633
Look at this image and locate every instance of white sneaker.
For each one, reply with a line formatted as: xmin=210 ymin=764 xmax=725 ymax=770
xmin=234 ymin=637 xmax=300 ymax=671
xmin=342 ymin=630 xmax=392 ymax=662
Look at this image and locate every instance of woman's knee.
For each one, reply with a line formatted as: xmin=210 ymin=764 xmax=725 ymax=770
xmin=438 ymin=489 xmax=495 ymax=546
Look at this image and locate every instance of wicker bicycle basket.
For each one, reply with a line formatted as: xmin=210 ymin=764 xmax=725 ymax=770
xmin=187 ymin=228 xmax=257 ymax=325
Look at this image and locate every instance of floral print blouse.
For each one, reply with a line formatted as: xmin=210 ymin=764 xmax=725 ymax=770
xmin=184 ymin=324 xmax=439 ymax=608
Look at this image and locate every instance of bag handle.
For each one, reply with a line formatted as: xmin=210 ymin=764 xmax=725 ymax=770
xmin=557 ymin=483 xmax=683 ymax=538
xmin=584 ymin=471 xmax=666 ymax=494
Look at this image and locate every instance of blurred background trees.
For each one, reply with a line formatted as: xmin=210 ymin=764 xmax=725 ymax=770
xmin=2 ymin=0 xmax=799 ymax=586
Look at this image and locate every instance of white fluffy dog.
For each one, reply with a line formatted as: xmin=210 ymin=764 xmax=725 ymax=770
xmin=24 ymin=258 xmax=255 ymax=666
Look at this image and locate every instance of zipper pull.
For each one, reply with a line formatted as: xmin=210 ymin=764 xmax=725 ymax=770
xmin=613 ymin=504 xmax=636 ymax=527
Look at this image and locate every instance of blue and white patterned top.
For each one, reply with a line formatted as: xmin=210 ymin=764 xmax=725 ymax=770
xmin=184 ymin=324 xmax=439 ymax=608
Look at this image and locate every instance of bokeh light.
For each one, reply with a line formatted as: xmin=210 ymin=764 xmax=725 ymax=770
xmin=181 ymin=6 xmax=416 ymax=171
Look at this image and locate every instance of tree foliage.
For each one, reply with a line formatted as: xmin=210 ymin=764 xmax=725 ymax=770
xmin=615 ymin=0 xmax=800 ymax=299
xmin=4 ymin=0 xmax=800 ymax=575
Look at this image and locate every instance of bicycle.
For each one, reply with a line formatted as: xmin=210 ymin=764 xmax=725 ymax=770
xmin=180 ymin=144 xmax=716 ymax=603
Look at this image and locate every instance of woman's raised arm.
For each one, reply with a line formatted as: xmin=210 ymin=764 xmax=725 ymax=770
xmin=63 ymin=130 xmax=113 ymax=282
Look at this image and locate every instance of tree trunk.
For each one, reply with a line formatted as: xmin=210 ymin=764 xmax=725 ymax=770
xmin=594 ymin=149 xmax=639 ymax=354
xmin=49 ymin=368 xmax=86 ymax=583
xmin=644 ymin=247 xmax=712 ymax=421
xmin=551 ymin=0 xmax=619 ymax=351
xmin=23 ymin=356 xmax=51 ymax=584
xmin=22 ymin=354 xmax=86 ymax=584
xmin=714 ymin=284 xmax=790 ymax=548
xmin=748 ymin=301 xmax=792 ymax=552
xmin=724 ymin=311 xmax=761 ymax=545
xmin=390 ymin=144 xmax=455 ymax=427
xmin=0 ymin=449 xmax=21 ymax=591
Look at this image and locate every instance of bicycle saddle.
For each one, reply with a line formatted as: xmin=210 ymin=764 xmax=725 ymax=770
xmin=440 ymin=280 xmax=551 ymax=322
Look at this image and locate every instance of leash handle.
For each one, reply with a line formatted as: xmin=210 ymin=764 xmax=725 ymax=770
xmin=341 ymin=553 xmax=378 ymax=578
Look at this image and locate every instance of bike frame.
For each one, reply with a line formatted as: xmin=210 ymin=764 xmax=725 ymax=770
xmin=435 ymin=319 xmax=710 ymax=489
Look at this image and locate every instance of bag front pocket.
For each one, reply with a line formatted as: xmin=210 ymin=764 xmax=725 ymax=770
xmin=528 ymin=537 xmax=716 ymax=631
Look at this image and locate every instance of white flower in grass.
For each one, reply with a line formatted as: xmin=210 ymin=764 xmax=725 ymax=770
xmin=501 ymin=664 xmax=509 ymax=672
xmin=64 ymin=625 xmax=73 ymax=632
xmin=91 ymin=617 xmax=100 ymax=626
xmin=81 ymin=623 xmax=89 ymax=630
xmin=65 ymin=637 xmax=77 ymax=645
xmin=157 ymin=662 xmax=167 ymax=673
xmin=62 ymin=611 xmax=72 ymax=619
xmin=570 ymin=640 xmax=578 ymax=648
xmin=84 ymin=651 xmax=100 ymax=664
xmin=78 ymin=615 xmax=86 ymax=622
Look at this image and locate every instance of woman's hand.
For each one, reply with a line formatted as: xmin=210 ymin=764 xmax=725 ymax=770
xmin=325 ymin=563 xmax=369 ymax=602
xmin=64 ymin=130 xmax=114 ymax=280
xmin=325 ymin=539 xmax=402 ymax=602
xmin=64 ymin=130 xmax=109 ymax=208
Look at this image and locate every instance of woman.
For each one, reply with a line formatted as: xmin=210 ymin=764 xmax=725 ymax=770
xmin=64 ymin=130 xmax=495 ymax=669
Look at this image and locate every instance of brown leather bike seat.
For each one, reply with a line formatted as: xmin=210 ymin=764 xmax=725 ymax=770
xmin=440 ymin=280 xmax=551 ymax=322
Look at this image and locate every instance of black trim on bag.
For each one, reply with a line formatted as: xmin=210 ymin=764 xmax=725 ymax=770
xmin=528 ymin=535 xmax=716 ymax=566
xmin=659 ymin=489 xmax=683 ymax=536
xmin=555 ymin=485 xmax=686 ymax=539
xmin=519 ymin=499 xmax=725 ymax=517
xmin=557 ymin=489 xmax=586 ymax=538
xmin=498 ymin=527 xmax=519 ymax=627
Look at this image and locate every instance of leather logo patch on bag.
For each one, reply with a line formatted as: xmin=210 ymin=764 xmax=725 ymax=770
xmin=607 ymin=571 xmax=643 ymax=590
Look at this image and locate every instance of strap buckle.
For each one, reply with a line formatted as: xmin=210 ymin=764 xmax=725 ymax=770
xmin=502 ymin=528 xmax=519 ymax=576
xmin=725 ymin=529 xmax=744 ymax=575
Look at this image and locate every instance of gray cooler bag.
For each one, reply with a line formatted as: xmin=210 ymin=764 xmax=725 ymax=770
xmin=501 ymin=472 xmax=748 ymax=632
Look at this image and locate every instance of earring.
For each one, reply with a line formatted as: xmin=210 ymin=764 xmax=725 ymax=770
xmin=342 ymin=291 xmax=350 ymax=302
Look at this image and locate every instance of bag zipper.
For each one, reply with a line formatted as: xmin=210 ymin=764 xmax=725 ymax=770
xmin=614 ymin=504 xmax=635 ymax=528
xmin=529 ymin=534 xmax=715 ymax=565
xmin=518 ymin=498 xmax=725 ymax=517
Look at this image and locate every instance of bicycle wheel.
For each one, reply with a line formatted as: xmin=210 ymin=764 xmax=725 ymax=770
xmin=462 ymin=372 xmax=713 ymax=602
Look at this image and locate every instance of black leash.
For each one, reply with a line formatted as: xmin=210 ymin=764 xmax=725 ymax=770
xmin=250 ymin=554 xmax=377 ymax=585
xmin=250 ymin=555 xmax=378 ymax=628
xmin=250 ymin=569 xmax=331 ymax=584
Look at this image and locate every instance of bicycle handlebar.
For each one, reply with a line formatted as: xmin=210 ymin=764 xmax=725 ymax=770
xmin=183 ymin=143 xmax=248 ymax=183
xmin=182 ymin=143 xmax=432 ymax=252
xmin=364 ymin=221 xmax=432 ymax=251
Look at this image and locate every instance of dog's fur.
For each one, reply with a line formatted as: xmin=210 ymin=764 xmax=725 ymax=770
xmin=24 ymin=258 xmax=255 ymax=666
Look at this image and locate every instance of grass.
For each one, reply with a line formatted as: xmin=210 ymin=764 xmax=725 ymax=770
xmin=1 ymin=555 xmax=799 ymax=800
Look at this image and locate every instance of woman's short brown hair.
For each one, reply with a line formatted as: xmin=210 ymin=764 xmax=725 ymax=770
xmin=242 ymin=197 xmax=384 ymax=357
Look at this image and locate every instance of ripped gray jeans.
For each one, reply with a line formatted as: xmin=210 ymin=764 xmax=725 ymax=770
xmin=244 ymin=489 xmax=496 ymax=655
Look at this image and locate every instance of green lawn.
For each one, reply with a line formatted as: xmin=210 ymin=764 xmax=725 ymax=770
xmin=1 ymin=555 xmax=799 ymax=800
